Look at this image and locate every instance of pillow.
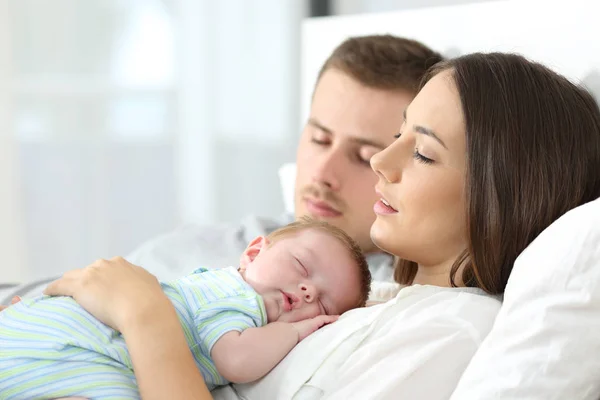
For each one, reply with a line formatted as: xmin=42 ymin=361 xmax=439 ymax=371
xmin=278 ymin=163 xmax=296 ymax=214
xmin=450 ymin=197 xmax=600 ymax=400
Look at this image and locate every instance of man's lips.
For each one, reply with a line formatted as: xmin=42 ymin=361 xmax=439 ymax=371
xmin=304 ymin=197 xmax=342 ymax=217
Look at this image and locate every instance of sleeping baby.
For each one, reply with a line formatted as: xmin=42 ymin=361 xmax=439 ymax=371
xmin=0 ymin=217 xmax=371 ymax=399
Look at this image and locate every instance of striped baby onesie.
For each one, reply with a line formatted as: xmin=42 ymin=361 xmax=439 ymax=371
xmin=0 ymin=267 xmax=267 ymax=399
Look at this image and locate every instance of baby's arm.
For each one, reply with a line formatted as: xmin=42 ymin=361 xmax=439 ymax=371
xmin=211 ymin=315 xmax=337 ymax=383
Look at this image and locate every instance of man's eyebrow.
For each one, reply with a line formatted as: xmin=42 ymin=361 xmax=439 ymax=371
xmin=308 ymin=117 xmax=387 ymax=149
xmin=308 ymin=118 xmax=333 ymax=134
xmin=403 ymin=109 xmax=448 ymax=149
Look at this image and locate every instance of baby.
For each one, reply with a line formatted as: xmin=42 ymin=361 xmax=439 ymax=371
xmin=0 ymin=217 xmax=371 ymax=399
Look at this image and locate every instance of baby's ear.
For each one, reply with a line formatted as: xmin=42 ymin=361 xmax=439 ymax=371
xmin=239 ymin=236 xmax=270 ymax=270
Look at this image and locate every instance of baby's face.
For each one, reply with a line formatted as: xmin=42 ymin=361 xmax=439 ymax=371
xmin=241 ymin=229 xmax=362 ymax=323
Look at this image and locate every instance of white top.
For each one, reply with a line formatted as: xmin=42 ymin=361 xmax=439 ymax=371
xmin=225 ymin=284 xmax=501 ymax=400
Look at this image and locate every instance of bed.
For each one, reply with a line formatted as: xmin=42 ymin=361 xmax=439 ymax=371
xmin=4 ymin=0 xmax=600 ymax=398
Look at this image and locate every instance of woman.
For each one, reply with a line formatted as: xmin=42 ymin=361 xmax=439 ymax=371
xmin=32 ymin=53 xmax=600 ymax=398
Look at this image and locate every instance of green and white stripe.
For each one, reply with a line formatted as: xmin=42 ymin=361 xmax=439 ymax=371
xmin=0 ymin=267 xmax=266 ymax=398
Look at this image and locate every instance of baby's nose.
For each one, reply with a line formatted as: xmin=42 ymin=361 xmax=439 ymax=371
xmin=299 ymin=283 xmax=316 ymax=303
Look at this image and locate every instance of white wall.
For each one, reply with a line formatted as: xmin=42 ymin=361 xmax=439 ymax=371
xmin=332 ymin=0 xmax=498 ymax=14
xmin=0 ymin=0 xmax=306 ymax=281
xmin=176 ymin=0 xmax=305 ymax=226
xmin=302 ymin=0 xmax=600 ymax=121
xmin=0 ymin=0 xmax=26 ymax=282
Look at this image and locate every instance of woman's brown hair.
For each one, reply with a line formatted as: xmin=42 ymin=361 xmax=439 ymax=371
xmin=394 ymin=53 xmax=600 ymax=294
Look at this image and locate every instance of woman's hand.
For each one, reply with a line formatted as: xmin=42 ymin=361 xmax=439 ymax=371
xmin=44 ymin=257 xmax=169 ymax=332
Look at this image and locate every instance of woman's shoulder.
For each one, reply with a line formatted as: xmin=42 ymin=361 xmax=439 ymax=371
xmin=385 ymin=284 xmax=502 ymax=342
xmin=399 ymin=284 xmax=502 ymax=309
xmin=350 ymin=284 xmax=501 ymax=331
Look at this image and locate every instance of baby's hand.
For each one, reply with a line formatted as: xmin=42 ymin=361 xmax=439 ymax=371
xmin=291 ymin=314 xmax=339 ymax=342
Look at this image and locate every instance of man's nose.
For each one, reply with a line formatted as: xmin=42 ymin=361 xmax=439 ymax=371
xmin=311 ymin=149 xmax=343 ymax=191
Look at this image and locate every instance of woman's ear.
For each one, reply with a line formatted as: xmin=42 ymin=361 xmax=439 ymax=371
xmin=239 ymin=236 xmax=269 ymax=271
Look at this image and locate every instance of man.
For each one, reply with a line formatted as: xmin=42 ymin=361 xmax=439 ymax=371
xmin=1 ymin=35 xmax=442 ymax=303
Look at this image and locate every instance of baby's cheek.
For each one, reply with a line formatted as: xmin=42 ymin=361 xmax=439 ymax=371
xmin=311 ymin=303 xmax=325 ymax=318
xmin=294 ymin=306 xmax=321 ymax=322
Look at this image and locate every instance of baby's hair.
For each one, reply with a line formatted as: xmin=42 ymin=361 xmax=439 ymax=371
xmin=267 ymin=216 xmax=371 ymax=308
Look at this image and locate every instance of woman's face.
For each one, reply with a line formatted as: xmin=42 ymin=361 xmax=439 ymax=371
xmin=370 ymin=70 xmax=468 ymax=272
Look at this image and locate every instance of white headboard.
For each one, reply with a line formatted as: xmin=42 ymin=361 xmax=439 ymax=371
xmin=300 ymin=0 xmax=600 ymax=121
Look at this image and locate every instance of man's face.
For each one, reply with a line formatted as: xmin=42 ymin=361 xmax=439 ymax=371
xmin=295 ymin=68 xmax=414 ymax=253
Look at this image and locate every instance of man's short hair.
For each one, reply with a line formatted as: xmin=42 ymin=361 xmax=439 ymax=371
xmin=317 ymin=34 xmax=444 ymax=94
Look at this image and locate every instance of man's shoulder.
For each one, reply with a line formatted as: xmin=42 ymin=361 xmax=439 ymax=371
xmin=2 ymin=215 xmax=292 ymax=303
xmin=126 ymin=214 xmax=292 ymax=280
xmin=153 ymin=213 xmax=292 ymax=248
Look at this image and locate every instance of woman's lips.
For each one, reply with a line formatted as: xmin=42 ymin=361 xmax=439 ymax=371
xmin=374 ymin=199 xmax=398 ymax=214
xmin=304 ymin=198 xmax=342 ymax=217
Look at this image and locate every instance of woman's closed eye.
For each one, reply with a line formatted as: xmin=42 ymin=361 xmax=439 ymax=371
xmin=413 ymin=149 xmax=435 ymax=165
xmin=394 ymin=132 xmax=435 ymax=165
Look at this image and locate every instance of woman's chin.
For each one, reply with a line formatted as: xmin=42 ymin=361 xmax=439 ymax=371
xmin=370 ymin=219 xmax=397 ymax=255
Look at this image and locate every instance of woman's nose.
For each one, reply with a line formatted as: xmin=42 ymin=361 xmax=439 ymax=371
xmin=370 ymin=143 xmax=402 ymax=184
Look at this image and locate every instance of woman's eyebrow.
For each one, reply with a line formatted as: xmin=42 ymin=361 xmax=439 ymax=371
xmin=403 ymin=109 xmax=448 ymax=149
